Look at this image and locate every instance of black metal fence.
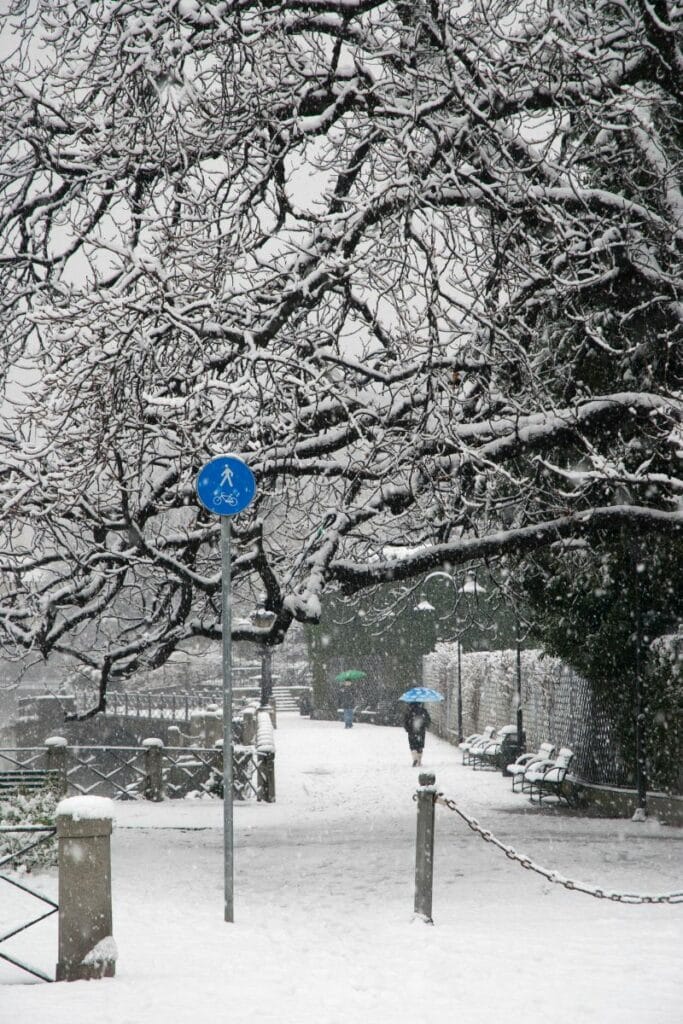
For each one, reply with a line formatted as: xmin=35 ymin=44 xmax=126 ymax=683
xmin=425 ymin=647 xmax=680 ymax=793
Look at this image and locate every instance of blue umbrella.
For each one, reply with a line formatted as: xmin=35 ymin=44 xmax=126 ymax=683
xmin=399 ymin=687 xmax=444 ymax=703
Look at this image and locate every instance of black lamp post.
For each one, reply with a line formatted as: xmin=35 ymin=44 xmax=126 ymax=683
xmin=457 ymin=573 xmax=488 ymax=744
xmin=421 ymin=570 xmax=486 ymax=744
xmin=515 ymin=625 xmax=525 ymax=753
xmin=250 ymin=606 xmax=276 ymax=708
xmin=632 ymin=531 xmax=648 ymax=820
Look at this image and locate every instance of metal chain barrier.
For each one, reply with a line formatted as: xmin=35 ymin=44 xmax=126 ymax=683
xmin=434 ymin=793 xmax=683 ymax=905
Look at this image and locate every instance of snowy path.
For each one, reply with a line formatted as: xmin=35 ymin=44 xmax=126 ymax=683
xmin=2 ymin=716 xmax=682 ymax=1024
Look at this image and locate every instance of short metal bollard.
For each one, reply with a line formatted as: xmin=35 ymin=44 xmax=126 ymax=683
xmin=414 ymin=771 xmax=437 ymax=923
xmin=56 ymin=796 xmax=116 ymax=981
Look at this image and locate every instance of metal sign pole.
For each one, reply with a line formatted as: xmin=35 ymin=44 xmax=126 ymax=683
xmin=196 ymin=453 xmax=256 ymax=923
xmin=221 ymin=515 xmax=234 ymax=922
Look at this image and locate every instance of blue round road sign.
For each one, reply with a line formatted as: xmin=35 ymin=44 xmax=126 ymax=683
xmin=196 ymin=456 xmax=256 ymax=516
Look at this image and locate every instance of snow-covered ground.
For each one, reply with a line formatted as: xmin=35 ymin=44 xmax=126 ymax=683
xmin=3 ymin=716 xmax=681 ymax=1023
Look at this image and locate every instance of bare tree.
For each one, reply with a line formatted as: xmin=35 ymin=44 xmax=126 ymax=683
xmin=0 ymin=0 xmax=680 ymax=710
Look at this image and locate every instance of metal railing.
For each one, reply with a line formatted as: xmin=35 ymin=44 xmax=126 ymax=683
xmin=0 ymin=826 xmax=58 ymax=982
xmin=0 ymin=743 xmax=271 ymax=802
xmin=97 ymin=690 xmax=261 ymax=722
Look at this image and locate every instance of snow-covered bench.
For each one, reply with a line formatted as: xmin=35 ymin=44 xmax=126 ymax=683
xmin=471 ymin=724 xmax=519 ymax=771
xmin=336 ymin=706 xmax=377 ymax=723
xmin=525 ymin=748 xmax=576 ymax=806
xmin=507 ymin=742 xmax=556 ymax=792
xmin=459 ymin=726 xmax=496 ymax=766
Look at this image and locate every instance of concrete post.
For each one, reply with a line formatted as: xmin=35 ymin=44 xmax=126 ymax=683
xmin=44 ymin=736 xmax=68 ymax=797
xmin=142 ymin=738 xmax=164 ymax=801
xmin=56 ymin=796 xmax=116 ymax=982
xmin=414 ymin=771 xmax=437 ymax=923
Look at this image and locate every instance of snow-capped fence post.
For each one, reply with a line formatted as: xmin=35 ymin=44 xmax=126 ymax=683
xmin=414 ymin=772 xmax=437 ymax=924
xmin=241 ymin=707 xmax=256 ymax=745
xmin=189 ymin=709 xmax=204 ymax=740
xmin=167 ymin=725 xmax=182 ymax=747
xmin=256 ymin=710 xmax=276 ymax=802
xmin=44 ymin=736 xmax=69 ymax=796
xmin=204 ymin=703 xmax=222 ymax=747
xmin=55 ymin=796 xmax=116 ymax=982
xmin=259 ymin=753 xmax=276 ymax=803
xmin=142 ymin=738 xmax=164 ymax=801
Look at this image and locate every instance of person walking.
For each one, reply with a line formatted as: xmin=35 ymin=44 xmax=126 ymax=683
xmin=341 ymin=680 xmax=356 ymax=728
xmin=404 ymin=701 xmax=431 ymax=766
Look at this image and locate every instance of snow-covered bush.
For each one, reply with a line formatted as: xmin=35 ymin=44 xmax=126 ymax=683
xmin=0 ymin=789 xmax=59 ymax=871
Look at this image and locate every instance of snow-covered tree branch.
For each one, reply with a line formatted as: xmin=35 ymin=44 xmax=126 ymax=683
xmin=0 ymin=0 xmax=680 ymax=707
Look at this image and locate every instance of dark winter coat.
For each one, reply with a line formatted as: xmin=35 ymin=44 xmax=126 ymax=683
xmin=340 ymin=683 xmax=356 ymax=710
xmin=403 ymin=703 xmax=431 ymax=751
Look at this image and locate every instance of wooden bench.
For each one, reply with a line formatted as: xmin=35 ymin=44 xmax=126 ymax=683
xmin=524 ymin=748 xmax=576 ymax=806
xmin=0 ymin=769 xmax=62 ymax=798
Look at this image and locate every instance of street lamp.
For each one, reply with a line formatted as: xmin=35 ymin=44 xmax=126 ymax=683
xmin=457 ymin=574 xmax=487 ymax=745
xmin=421 ymin=571 xmax=485 ymax=744
xmin=250 ymin=606 xmax=276 ymax=708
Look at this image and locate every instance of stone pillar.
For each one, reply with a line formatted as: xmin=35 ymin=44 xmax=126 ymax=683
xmin=167 ymin=725 xmax=182 ymax=747
xmin=56 ymin=796 xmax=116 ymax=982
xmin=414 ymin=771 xmax=437 ymax=924
xmin=44 ymin=736 xmax=68 ymax=796
xmin=142 ymin=738 xmax=164 ymax=801
xmin=258 ymin=752 xmax=276 ymax=803
xmin=189 ymin=710 xmax=204 ymax=741
xmin=241 ymin=709 xmax=256 ymax=746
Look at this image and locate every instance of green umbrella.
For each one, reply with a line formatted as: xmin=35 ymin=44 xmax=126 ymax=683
xmin=334 ymin=669 xmax=367 ymax=682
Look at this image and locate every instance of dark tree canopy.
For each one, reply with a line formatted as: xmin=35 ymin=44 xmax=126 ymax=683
xmin=0 ymin=0 xmax=680 ymax=710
